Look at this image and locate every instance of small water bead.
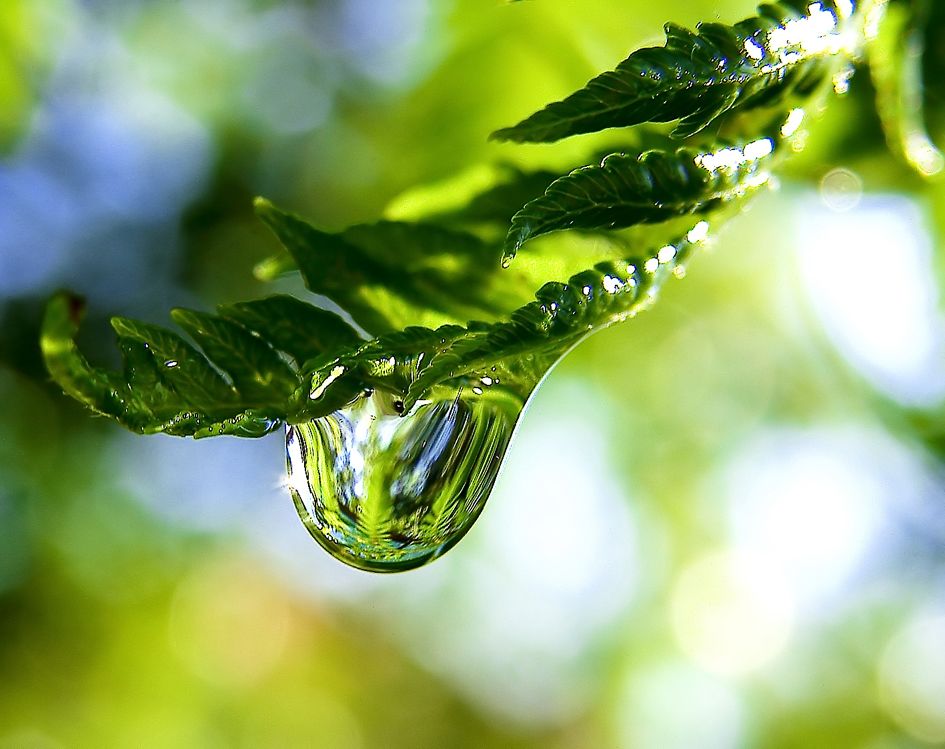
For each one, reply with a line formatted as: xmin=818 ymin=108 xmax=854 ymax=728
xmin=285 ymin=382 xmax=531 ymax=572
xmin=832 ymin=65 xmax=854 ymax=95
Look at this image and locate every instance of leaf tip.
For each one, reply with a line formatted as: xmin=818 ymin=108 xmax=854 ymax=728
xmin=500 ymin=236 xmax=521 ymax=267
xmin=253 ymin=196 xmax=275 ymax=216
xmin=253 ymin=256 xmax=284 ymax=282
xmin=253 ymin=197 xmax=286 ymax=230
xmin=109 ymin=316 xmax=134 ymax=338
xmin=41 ymin=292 xmax=86 ymax=356
xmin=168 ymin=308 xmax=192 ymax=327
xmin=66 ymin=294 xmax=86 ymax=324
xmin=46 ymin=291 xmax=86 ymax=327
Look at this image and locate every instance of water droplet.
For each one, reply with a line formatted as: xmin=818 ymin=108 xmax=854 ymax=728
xmin=832 ymin=65 xmax=854 ymax=95
xmin=285 ymin=383 xmax=531 ymax=572
xmin=657 ymin=245 xmax=677 ymax=264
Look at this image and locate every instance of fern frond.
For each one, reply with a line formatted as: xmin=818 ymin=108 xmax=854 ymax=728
xmin=502 ymin=135 xmax=778 ymax=263
xmin=41 ymin=0 xmax=878 ymax=439
xmin=290 ymin=223 xmax=705 ymax=420
xmin=868 ymin=0 xmax=944 ymax=177
xmin=41 ymin=292 xmax=364 ymax=438
xmin=491 ymin=0 xmax=856 ymax=144
xmin=254 ymin=199 xmax=508 ymax=332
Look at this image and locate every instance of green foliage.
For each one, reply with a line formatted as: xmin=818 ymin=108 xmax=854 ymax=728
xmin=867 ymin=0 xmax=944 ymax=176
xmin=489 ymin=0 xmax=855 ymax=143
xmin=253 ymin=199 xmax=507 ymax=332
xmin=502 ymin=138 xmax=777 ymax=262
xmin=217 ymin=295 xmax=362 ymax=367
xmin=42 ymin=0 xmax=933 ymax=438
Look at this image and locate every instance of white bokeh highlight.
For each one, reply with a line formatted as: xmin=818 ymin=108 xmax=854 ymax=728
xmin=794 ymin=194 xmax=945 ymax=406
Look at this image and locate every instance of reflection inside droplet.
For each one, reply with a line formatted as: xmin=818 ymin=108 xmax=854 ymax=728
xmin=285 ymin=383 xmax=529 ymax=572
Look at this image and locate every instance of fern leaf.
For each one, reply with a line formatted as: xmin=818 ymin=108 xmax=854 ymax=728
xmin=218 ymin=295 xmax=363 ymax=367
xmin=491 ymin=0 xmax=855 ymax=144
xmin=109 ymin=317 xmax=239 ymax=411
xmin=41 ymin=294 xmax=155 ymax=432
xmin=41 ymin=293 xmax=291 ymax=437
xmin=254 ymin=199 xmax=507 ymax=332
xmin=289 ymin=222 xmax=705 ymax=421
xmin=503 ymin=137 xmax=775 ymax=262
xmin=868 ymin=0 xmax=944 ymax=177
xmin=169 ymin=308 xmax=298 ymax=404
xmin=42 ymin=0 xmax=876 ymax=439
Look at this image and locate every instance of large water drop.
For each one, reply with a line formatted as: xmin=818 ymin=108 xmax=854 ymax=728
xmin=285 ymin=382 xmax=529 ymax=572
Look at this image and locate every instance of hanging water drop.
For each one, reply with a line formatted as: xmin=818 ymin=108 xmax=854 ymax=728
xmin=285 ymin=380 xmax=532 ymax=572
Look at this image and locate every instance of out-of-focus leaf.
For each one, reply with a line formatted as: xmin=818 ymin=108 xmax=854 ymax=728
xmin=0 ymin=1 xmax=64 ymax=151
xmin=869 ymin=0 xmax=944 ymax=177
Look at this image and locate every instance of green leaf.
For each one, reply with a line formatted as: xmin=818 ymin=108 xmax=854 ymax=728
xmin=110 ymin=317 xmax=239 ymax=411
xmin=117 ymin=337 xmax=190 ymax=422
xmin=490 ymin=0 xmax=855 ymax=144
xmin=290 ymin=224 xmax=704 ymax=421
xmin=257 ymin=220 xmax=496 ymax=277
xmin=170 ymin=308 xmax=297 ymax=404
xmin=922 ymin=0 xmax=945 ymax=138
xmin=344 ymin=221 xmax=495 ymax=267
xmin=41 ymin=293 xmax=153 ymax=431
xmin=218 ymin=295 xmax=362 ymax=367
xmin=42 ymin=0 xmax=877 ymax=440
xmin=868 ymin=0 xmax=944 ymax=177
xmin=503 ymin=138 xmax=775 ymax=262
xmin=42 ymin=295 xmax=256 ymax=436
xmin=42 ymin=294 xmax=289 ymax=438
xmin=254 ymin=198 xmax=507 ymax=332
xmin=253 ymin=198 xmax=398 ymax=334
xmin=428 ymin=165 xmax=560 ymax=226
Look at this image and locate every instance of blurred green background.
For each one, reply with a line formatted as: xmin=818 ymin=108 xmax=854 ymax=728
xmin=3 ymin=0 xmax=945 ymax=746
